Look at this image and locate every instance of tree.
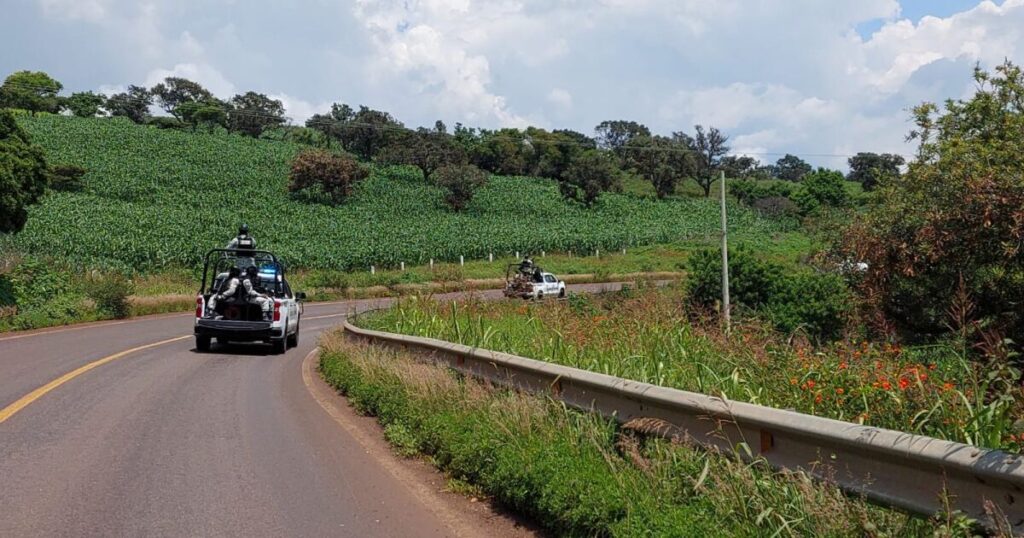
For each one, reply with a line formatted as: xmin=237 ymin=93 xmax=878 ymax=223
xmin=288 ymin=149 xmax=369 ymax=205
xmin=471 ymin=128 xmax=531 ymax=175
xmin=624 ymin=135 xmax=695 ymax=198
xmin=433 ymin=164 xmax=489 ymax=211
xmin=177 ymin=99 xmax=228 ymax=131
xmin=0 ymin=71 xmax=63 ymax=115
xmin=228 ymin=92 xmax=286 ymax=137
xmin=718 ymin=155 xmax=761 ymax=179
xmin=344 ymin=105 xmax=401 ymax=159
xmin=106 ymin=85 xmax=152 ymax=123
xmin=553 ymin=129 xmax=596 ymax=150
xmin=558 ymin=150 xmax=622 ymax=206
xmin=688 ymin=125 xmax=729 ymax=197
xmin=150 ymin=77 xmax=214 ymax=119
xmin=801 ymin=168 xmax=848 ymax=208
xmin=840 ymin=61 xmax=1024 ymax=338
xmin=63 ymin=91 xmax=106 ymax=117
xmin=0 ymin=110 xmax=48 ymax=232
xmin=594 ymin=120 xmax=650 ymax=154
xmin=847 ymin=152 xmax=905 ymax=190
xmin=773 ymin=154 xmax=812 ymax=182
xmin=378 ymin=127 xmax=466 ymax=180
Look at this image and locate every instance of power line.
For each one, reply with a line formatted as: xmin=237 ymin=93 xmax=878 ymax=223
xmin=1 ymin=80 xmax=917 ymax=161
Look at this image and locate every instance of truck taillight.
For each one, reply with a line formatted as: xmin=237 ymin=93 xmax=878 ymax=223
xmin=273 ymin=300 xmax=281 ymax=322
xmin=195 ymin=295 xmax=203 ymax=318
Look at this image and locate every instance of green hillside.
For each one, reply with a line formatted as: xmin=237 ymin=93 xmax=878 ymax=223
xmin=14 ymin=115 xmax=783 ymax=271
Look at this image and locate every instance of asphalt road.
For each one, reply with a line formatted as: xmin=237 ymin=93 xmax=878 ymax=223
xmin=0 ymin=283 xmax=626 ymax=537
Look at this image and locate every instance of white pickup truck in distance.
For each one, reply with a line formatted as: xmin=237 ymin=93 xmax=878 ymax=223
xmin=503 ymin=264 xmax=566 ymax=300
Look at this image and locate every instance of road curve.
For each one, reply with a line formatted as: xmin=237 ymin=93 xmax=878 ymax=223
xmin=0 ymin=283 xmax=627 ymax=537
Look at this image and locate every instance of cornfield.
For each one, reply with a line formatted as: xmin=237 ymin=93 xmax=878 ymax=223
xmin=14 ymin=115 xmax=785 ymax=271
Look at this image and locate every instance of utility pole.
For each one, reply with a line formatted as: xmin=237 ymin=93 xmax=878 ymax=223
xmin=719 ymin=171 xmax=731 ymax=334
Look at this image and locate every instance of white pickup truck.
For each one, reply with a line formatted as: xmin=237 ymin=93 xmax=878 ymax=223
xmin=194 ymin=249 xmax=304 ymax=354
xmin=503 ymin=265 xmax=566 ymax=300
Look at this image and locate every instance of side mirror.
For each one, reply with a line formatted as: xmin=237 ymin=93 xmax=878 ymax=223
xmin=296 ymin=292 xmax=307 ymax=301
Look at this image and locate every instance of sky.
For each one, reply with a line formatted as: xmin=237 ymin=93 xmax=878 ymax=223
xmin=2 ymin=0 xmax=1022 ymax=168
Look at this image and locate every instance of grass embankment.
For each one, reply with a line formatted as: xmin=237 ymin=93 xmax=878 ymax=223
xmin=318 ymin=333 xmax=971 ymax=537
xmin=357 ymin=285 xmax=1024 ymax=452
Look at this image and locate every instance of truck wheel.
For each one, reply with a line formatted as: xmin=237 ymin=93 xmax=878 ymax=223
xmin=272 ymin=339 xmax=286 ymax=355
xmin=287 ymin=325 xmax=299 ymax=348
xmin=196 ymin=335 xmax=211 ymax=352
xmin=559 ymin=288 xmax=566 ymax=298
xmin=536 ymin=291 xmax=544 ymax=301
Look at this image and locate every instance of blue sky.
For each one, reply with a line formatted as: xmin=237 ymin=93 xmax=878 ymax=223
xmin=2 ymin=0 xmax=1022 ymax=168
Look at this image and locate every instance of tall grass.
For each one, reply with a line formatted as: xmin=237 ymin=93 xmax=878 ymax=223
xmin=357 ymin=286 xmax=1024 ymax=451
xmin=319 ymin=334 xmax=966 ymax=537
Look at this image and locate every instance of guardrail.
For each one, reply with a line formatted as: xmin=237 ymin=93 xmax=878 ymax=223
xmin=342 ymin=319 xmax=1024 ymax=531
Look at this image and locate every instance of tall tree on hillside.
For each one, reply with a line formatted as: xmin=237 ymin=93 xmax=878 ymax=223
xmin=594 ymin=120 xmax=650 ymax=154
xmin=106 ymin=85 xmax=153 ymax=123
xmin=63 ymin=91 xmax=106 ymax=117
xmin=178 ymin=98 xmax=229 ymax=131
xmin=553 ymin=129 xmax=597 ymax=150
xmin=0 ymin=110 xmax=48 ymax=233
xmin=378 ymin=126 xmax=466 ymax=180
xmin=688 ymin=125 xmax=729 ymax=197
xmin=774 ymin=154 xmax=812 ymax=181
xmin=0 ymin=71 xmax=63 ymax=115
xmin=227 ymin=92 xmax=286 ymax=137
xmin=307 ymin=103 xmax=402 ymax=159
xmin=151 ymin=77 xmax=214 ymax=119
xmin=718 ymin=155 xmax=761 ymax=179
xmin=559 ymin=150 xmax=622 ymax=207
xmin=624 ymin=134 xmax=696 ymax=198
xmin=847 ymin=152 xmax=905 ymax=190
xmin=524 ymin=127 xmax=583 ymax=179
xmin=471 ymin=128 xmax=531 ymax=175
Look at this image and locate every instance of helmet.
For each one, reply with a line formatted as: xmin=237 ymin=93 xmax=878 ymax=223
xmin=239 ymin=223 xmax=250 ymax=235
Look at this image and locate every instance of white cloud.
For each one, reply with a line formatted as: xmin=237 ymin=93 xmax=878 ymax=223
xmin=38 ymin=0 xmax=110 ymax=21
xmin=269 ymin=93 xmax=333 ymax=125
xmin=547 ymin=88 xmax=572 ymax=110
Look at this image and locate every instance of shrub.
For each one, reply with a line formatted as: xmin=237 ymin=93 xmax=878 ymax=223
xmin=685 ymin=248 xmax=784 ymax=310
xmin=802 ymin=168 xmax=849 ymax=208
xmin=84 ymin=272 xmax=134 ymax=319
xmin=840 ymin=62 xmax=1024 ymax=339
xmin=751 ymin=196 xmax=799 ymax=219
xmin=288 ymin=148 xmax=369 ymax=205
xmin=432 ymin=164 xmax=488 ymax=211
xmin=687 ymin=249 xmax=852 ymax=340
xmin=5 ymin=256 xmax=68 ymax=309
xmin=147 ymin=116 xmax=186 ymax=130
xmin=764 ymin=271 xmax=852 ymax=340
xmin=48 ymin=163 xmax=87 ymax=192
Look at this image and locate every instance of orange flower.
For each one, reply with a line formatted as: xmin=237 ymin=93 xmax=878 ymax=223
xmin=838 ymin=361 xmax=848 ymax=370
xmin=919 ymin=373 xmax=928 ymax=382
xmin=836 ymin=387 xmax=845 ymax=395
xmin=806 ymin=380 xmax=816 ymax=389
xmin=815 ymin=394 xmax=823 ymax=404
xmin=881 ymin=381 xmax=892 ymax=390
xmin=790 ymin=378 xmax=798 ymax=386
xmin=942 ymin=382 xmax=955 ymax=391
xmin=928 ymin=364 xmax=937 ymax=371
xmin=898 ymin=378 xmax=910 ymax=390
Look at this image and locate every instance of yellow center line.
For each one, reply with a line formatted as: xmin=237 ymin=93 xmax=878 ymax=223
xmin=0 ymin=335 xmax=190 ymax=424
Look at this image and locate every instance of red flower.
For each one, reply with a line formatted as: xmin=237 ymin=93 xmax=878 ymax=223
xmin=836 ymin=387 xmax=845 ymax=395
xmin=881 ymin=381 xmax=892 ymax=390
xmin=898 ymin=378 xmax=910 ymax=390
